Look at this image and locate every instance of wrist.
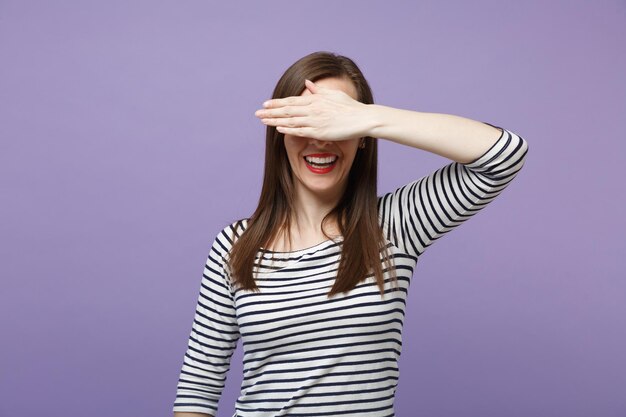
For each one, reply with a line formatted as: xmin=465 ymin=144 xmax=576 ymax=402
xmin=362 ymin=103 xmax=389 ymax=138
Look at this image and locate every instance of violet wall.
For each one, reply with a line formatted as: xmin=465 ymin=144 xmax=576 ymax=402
xmin=1 ymin=1 xmax=624 ymax=416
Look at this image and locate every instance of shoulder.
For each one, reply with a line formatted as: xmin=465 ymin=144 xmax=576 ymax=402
xmin=213 ymin=217 xmax=250 ymax=252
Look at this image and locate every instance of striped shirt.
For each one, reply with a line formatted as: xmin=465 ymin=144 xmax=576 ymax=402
xmin=173 ymin=124 xmax=529 ymax=417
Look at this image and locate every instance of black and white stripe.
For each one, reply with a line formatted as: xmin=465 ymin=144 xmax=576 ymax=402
xmin=173 ymin=125 xmax=529 ymax=416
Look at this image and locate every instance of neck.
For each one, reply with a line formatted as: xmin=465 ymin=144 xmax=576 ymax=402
xmin=290 ymin=181 xmax=345 ymax=238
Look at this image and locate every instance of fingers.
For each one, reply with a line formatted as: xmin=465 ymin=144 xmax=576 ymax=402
xmin=276 ymin=125 xmax=315 ymax=137
xmin=263 ymin=95 xmax=312 ymax=109
xmin=261 ymin=116 xmax=310 ymax=128
xmin=255 ymin=105 xmax=309 ymax=119
xmin=304 ymin=79 xmax=319 ymax=94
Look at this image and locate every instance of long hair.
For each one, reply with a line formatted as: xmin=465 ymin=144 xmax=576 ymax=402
xmin=227 ymin=51 xmax=398 ymax=298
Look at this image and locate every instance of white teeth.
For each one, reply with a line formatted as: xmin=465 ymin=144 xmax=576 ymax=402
xmin=304 ymin=155 xmax=338 ymax=164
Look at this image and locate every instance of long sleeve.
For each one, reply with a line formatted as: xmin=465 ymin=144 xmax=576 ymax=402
xmin=173 ymin=231 xmax=240 ymax=415
xmin=377 ymin=123 xmax=529 ymax=260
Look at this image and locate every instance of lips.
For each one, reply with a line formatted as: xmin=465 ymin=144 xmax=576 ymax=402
xmin=303 ymin=154 xmax=338 ymax=174
xmin=303 ymin=153 xmax=338 ymax=158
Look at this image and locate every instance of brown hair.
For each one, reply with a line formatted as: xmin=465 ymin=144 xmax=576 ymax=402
xmin=227 ymin=51 xmax=398 ymax=298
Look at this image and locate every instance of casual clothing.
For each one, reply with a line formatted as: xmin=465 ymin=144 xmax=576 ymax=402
xmin=173 ymin=124 xmax=529 ymax=417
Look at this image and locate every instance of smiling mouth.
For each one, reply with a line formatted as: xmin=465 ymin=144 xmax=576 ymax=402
xmin=302 ymin=156 xmax=338 ymax=168
xmin=302 ymin=155 xmax=338 ymax=173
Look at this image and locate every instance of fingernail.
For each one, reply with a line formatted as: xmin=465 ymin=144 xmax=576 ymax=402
xmin=263 ymin=101 xmax=270 ymax=107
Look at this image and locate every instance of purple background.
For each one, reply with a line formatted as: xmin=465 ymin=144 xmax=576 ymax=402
xmin=1 ymin=1 xmax=624 ymax=416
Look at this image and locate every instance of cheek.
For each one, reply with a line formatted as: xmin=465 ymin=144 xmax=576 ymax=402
xmin=341 ymin=145 xmax=359 ymax=162
xmin=283 ymin=138 xmax=303 ymax=167
xmin=283 ymin=137 xmax=296 ymax=157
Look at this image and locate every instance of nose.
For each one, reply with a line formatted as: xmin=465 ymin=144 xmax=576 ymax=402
xmin=309 ymin=138 xmax=333 ymax=147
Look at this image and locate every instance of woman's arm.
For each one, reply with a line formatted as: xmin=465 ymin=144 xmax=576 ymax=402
xmin=375 ymin=119 xmax=529 ymax=259
xmin=365 ymin=104 xmax=504 ymax=163
xmin=172 ymin=228 xmax=241 ymax=415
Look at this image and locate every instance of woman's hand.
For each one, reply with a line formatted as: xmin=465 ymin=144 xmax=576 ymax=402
xmin=254 ymin=79 xmax=374 ymax=141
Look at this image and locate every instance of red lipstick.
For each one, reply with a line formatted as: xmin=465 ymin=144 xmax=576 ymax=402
xmin=304 ymin=153 xmax=337 ymax=157
xmin=302 ymin=153 xmax=338 ymax=174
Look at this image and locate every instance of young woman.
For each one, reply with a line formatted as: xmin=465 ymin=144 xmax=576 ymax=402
xmin=173 ymin=51 xmax=529 ymax=417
